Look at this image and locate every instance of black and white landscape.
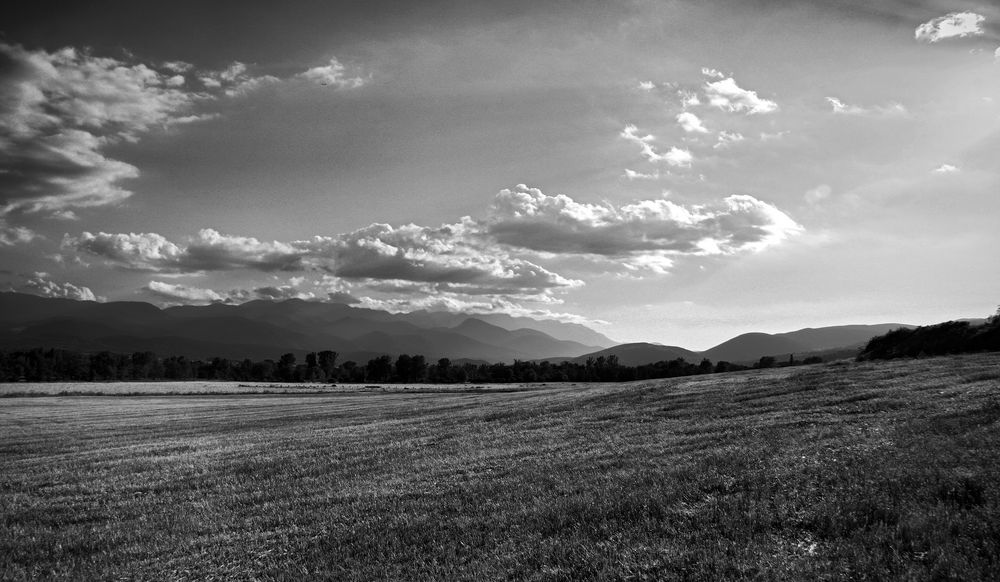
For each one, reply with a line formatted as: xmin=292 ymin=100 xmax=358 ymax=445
xmin=2 ymin=2 xmax=1000 ymax=580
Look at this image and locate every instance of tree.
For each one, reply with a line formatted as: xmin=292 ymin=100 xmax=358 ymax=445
xmin=367 ymin=355 xmax=392 ymax=382
xmin=318 ymin=350 xmax=338 ymax=381
xmin=278 ymin=353 xmax=297 ymax=381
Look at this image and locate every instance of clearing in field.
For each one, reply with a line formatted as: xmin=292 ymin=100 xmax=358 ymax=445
xmin=2 ymin=354 xmax=1000 ymax=580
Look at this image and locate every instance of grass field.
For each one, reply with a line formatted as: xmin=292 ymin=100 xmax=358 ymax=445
xmin=2 ymin=354 xmax=1000 ymax=580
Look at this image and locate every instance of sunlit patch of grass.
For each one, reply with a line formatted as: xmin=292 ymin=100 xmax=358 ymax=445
xmin=1 ymin=353 xmax=999 ymax=579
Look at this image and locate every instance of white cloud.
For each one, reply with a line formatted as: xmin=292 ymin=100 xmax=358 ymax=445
xmin=0 ymin=222 xmax=39 ymax=246
xmin=0 ymin=43 xmax=209 ymax=222
xmin=915 ymin=12 xmax=985 ymax=43
xmin=621 ymin=124 xmax=693 ymax=167
xmin=994 ymin=47 xmax=1000 ymax=61
xmin=22 ymin=272 xmax=101 ymax=302
xmin=145 ymin=281 xmax=225 ymax=303
xmin=64 ymin=229 xmax=303 ymax=272
xmin=826 ymin=96 xmax=908 ymax=117
xmin=714 ymin=130 xmax=744 ymax=149
xmin=701 ymin=67 xmax=725 ymax=79
xmin=623 ymin=168 xmax=660 ymax=180
xmin=198 ymin=61 xmax=280 ymax=97
xmin=676 ymin=111 xmax=708 ymax=133
xmin=637 ymin=80 xmax=656 ymax=91
xmin=678 ymin=90 xmax=700 ymax=108
xmin=933 ymin=164 xmax=959 ymax=174
xmin=165 ymin=75 xmax=185 ymax=87
xmin=705 ymin=77 xmax=778 ymax=114
xmin=62 ymin=231 xmax=184 ymax=271
xmin=487 ymin=184 xmax=802 ymax=272
xmin=298 ymin=57 xmax=366 ymax=89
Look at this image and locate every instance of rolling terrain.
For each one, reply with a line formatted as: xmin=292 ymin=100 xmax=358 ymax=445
xmin=2 ymin=353 xmax=999 ymax=579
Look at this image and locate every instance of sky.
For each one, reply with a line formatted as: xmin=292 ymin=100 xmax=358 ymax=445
xmin=1 ymin=0 xmax=999 ymax=349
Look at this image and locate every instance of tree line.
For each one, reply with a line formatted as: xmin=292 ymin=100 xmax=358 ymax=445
xmin=858 ymin=310 xmax=1000 ymax=361
xmin=0 ymin=348 xmax=824 ymax=384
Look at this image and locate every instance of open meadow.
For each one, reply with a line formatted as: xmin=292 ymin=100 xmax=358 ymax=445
xmin=3 ymin=353 xmax=1000 ymax=580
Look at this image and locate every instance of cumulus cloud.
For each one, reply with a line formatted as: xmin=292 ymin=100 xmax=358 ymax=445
xmin=714 ymin=131 xmax=744 ymax=149
xmin=623 ymin=168 xmax=660 ymax=180
xmin=678 ymin=90 xmax=700 ymax=108
xmin=298 ymin=57 xmax=367 ymax=89
xmin=637 ymin=81 xmax=656 ymax=91
xmin=915 ymin=12 xmax=985 ymax=43
xmin=826 ymin=97 xmax=907 ymax=117
xmin=933 ymin=164 xmax=959 ymax=174
xmin=621 ymin=125 xmax=693 ymax=167
xmin=63 ymin=229 xmax=303 ymax=272
xmin=66 ymin=219 xmax=578 ymax=300
xmin=22 ymin=272 xmax=101 ymax=301
xmin=62 ymin=231 xmax=183 ymax=271
xmin=300 ymin=220 xmax=579 ymax=297
xmin=145 ymin=280 xmax=226 ymax=303
xmin=676 ymin=112 xmax=708 ymax=133
xmin=486 ymin=184 xmax=801 ymax=272
xmin=705 ymin=77 xmax=778 ymax=114
xmin=701 ymin=67 xmax=725 ymax=79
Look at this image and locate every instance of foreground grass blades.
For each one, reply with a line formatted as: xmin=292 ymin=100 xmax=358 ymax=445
xmin=2 ymin=353 xmax=1000 ymax=580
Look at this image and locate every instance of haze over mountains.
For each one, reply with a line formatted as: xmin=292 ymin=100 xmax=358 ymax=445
xmin=0 ymin=292 xmax=917 ymax=365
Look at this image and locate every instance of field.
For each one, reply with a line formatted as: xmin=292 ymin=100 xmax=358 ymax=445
xmin=2 ymin=354 xmax=1000 ymax=580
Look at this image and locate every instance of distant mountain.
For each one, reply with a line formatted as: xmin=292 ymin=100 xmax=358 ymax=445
xmin=563 ymin=324 xmax=918 ymax=367
xmin=0 ymin=293 xmax=606 ymax=363
xmin=560 ymin=342 xmax=700 ymax=367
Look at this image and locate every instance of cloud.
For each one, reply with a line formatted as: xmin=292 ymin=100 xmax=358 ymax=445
xmin=145 ymin=280 xmax=226 ymax=303
xmin=0 ymin=43 xmax=208 ymax=222
xmin=915 ymin=12 xmax=985 ymax=43
xmin=252 ymin=285 xmax=316 ymax=301
xmin=704 ymin=77 xmax=778 ymax=114
xmin=714 ymin=131 xmax=744 ymax=149
xmin=67 ymin=219 xmax=578 ymax=300
xmin=0 ymin=221 xmax=39 ymax=246
xmin=62 ymin=231 xmax=184 ymax=271
xmin=637 ymin=81 xmax=656 ymax=91
xmin=356 ymin=293 xmax=603 ymax=325
xmin=199 ymin=61 xmax=281 ymax=97
xmin=701 ymin=67 xmax=725 ymax=79
xmin=676 ymin=112 xmax=708 ymax=133
xmin=623 ymin=168 xmax=660 ymax=180
xmin=487 ymin=184 xmax=801 ymax=271
xmin=64 ymin=229 xmax=303 ymax=272
xmin=678 ymin=90 xmax=700 ymax=108
xmin=933 ymin=164 xmax=959 ymax=174
xmin=182 ymin=229 xmax=303 ymax=271
xmin=995 ymin=47 xmax=1000 ymax=61
xmin=21 ymin=272 xmax=101 ymax=301
xmin=621 ymin=125 xmax=693 ymax=167
xmin=826 ymin=97 xmax=907 ymax=117
xmin=300 ymin=220 xmax=579 ymax=297
xmin=298 ymin=57 xmax=366 ymax=89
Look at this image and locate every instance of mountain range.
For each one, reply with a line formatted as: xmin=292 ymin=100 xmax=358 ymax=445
xmin=0 ymin=292 xmax=916 ymax=365
xmin=0 ymin=293 xmax=612 ymax=363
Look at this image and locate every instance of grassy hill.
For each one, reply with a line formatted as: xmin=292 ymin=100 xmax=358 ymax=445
xmin=2 ymin=353 xmax=1000 ymax=580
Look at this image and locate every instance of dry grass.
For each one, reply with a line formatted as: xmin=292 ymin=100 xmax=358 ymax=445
xmin=2 ymin=353 xmax=999 ymax=580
